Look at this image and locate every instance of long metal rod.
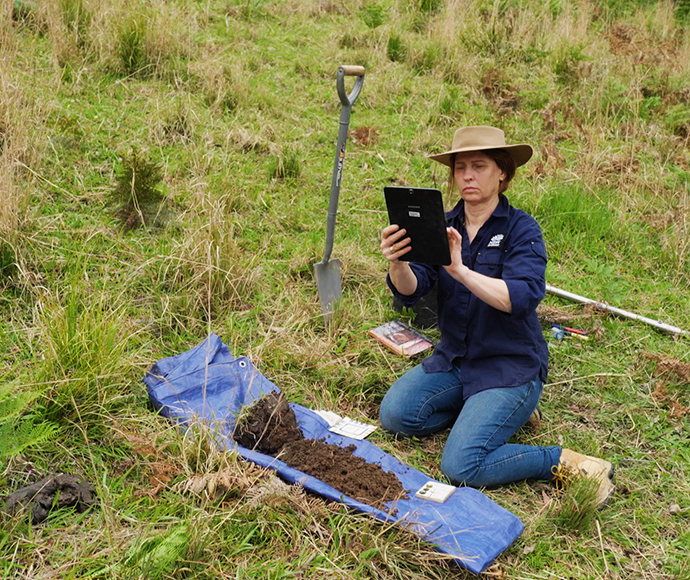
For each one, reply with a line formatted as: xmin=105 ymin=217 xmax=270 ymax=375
xmin=546 ymin=284 xmax=690 ymax=337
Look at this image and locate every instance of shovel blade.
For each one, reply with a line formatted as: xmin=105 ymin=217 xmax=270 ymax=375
xmin=314 ymin=258 xmax=342 ymax=324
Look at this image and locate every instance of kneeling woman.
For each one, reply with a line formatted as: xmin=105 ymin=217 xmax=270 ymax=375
xmin=379 ymin=126 xmax=614 ymax=505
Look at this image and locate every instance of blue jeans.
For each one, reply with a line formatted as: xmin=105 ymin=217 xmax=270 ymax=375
xmin=379 ymin=364 xmax=562 ymax=488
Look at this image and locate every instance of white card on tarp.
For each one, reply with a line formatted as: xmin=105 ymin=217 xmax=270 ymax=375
xmin=329 ymin=418 xmax=377 ymax=440
xmin=415 ymin=481 xmax=456 ymax=503
xmin=313 ymin=410 xmax=342 ymax=427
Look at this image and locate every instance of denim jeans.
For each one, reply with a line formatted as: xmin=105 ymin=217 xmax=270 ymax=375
xmin=379 ymin=363 xmax=562 ymax=488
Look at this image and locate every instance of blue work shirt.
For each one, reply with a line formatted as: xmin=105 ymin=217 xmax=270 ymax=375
xmin=387 ymin=194 xmax=549 ymax=399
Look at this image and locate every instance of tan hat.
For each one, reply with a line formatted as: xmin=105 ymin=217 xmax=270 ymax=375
xmin=428 ymin=126 xmax=533 ymax=168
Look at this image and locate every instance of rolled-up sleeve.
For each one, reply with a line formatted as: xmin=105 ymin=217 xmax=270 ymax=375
xmin=502 ymin=222 xmax=547 ymax=319
xmin=386 ymin=263 xmax=438 ymax=307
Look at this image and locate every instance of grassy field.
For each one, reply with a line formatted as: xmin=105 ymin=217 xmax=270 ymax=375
xmin=1 ymin=0 xmax=690 ymax=577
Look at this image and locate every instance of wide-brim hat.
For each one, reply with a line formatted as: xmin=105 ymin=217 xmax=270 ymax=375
xmin=428 ymin=126 xmax=533 ymax=168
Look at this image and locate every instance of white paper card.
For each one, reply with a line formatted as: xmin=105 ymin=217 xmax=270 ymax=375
xmin=415 ymin=481 xmax=456 ymax=503
xmin=329 ymin=418 xmax=377 ymax=440
xmin=313 ymin=410 xmax=342 ymax=427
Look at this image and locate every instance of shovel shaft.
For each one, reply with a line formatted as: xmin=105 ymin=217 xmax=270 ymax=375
xmin=321 ymin=66 xmax=365 ymax=265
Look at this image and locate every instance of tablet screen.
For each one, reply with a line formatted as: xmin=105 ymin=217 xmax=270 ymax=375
xmin=384 ymin=186 xmax=451 ymax=266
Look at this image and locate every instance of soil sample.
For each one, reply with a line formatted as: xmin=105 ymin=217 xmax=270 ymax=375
xmin=233 ymin=392 xmax=304 ymax=454
xmin=233 ymin=393 xmax=407 ymax=511
xmin=280 ymin=439 xmax=407 ymax=510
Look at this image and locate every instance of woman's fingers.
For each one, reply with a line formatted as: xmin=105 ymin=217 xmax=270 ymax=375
xmin=381 ymin=225 xmax=411 ymax=262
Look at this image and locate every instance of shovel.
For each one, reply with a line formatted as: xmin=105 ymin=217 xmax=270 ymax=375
xmin=314 ymin=65 xmax=365 ymax=325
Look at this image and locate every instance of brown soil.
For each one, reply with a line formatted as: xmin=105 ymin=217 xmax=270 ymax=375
xmin=233 ymin=392 xmax=303 ymax=454
xmin=280 ymin=439 xmax=407 ymax=509
xmin=233 ymin=393 xmax=407 ymax=510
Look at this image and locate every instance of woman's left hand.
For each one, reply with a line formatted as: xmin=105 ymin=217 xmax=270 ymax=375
xmin=443 ymin=227 xmax=512 ymax=313
xmin=445 ymin=227 xmax=466 ymax=277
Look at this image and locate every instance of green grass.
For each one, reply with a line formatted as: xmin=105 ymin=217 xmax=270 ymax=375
xmin=1 ymin=0 xmax=689 ymax=578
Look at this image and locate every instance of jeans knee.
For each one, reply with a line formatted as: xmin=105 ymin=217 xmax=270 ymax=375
xmin=441 ymin=451 xmax=482 ymax=487
xmin=379 ymin=396 xmax=423 ymax=436
xmin=379 ymin=399 xmax=400 ymax=433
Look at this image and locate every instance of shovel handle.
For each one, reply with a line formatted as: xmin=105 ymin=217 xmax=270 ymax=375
xmin=337 ymin=65 xmax=365 ymax=107
xmin=340 ymin=65 xmax=365 ymax=77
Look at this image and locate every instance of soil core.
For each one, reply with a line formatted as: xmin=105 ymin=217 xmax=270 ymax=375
xmin=232 ymin=393 xmax=407 ymax=510
xmin=233 ymin=392 xmax=303 ymax=454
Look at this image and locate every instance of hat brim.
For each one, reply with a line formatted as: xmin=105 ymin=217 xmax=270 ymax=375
xmin=428 ymin=143 xmax=533 ymax=168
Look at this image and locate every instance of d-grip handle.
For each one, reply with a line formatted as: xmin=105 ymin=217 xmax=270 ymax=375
xmin=336 ymin=65 xmax=364 ymax=107
xmin=340 ymin=65 xmax=365 ymax=76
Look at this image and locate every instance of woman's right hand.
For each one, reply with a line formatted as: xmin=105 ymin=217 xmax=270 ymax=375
xmin=380 ymin=224 xmax=412 ymax=263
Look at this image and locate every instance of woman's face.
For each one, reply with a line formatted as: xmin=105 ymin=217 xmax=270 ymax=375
xmin=453 ymin=151 xmax=505 ymax=206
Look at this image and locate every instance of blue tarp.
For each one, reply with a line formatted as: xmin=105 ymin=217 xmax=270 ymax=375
xmin=144 ymin=334 xmax=523 ymax=574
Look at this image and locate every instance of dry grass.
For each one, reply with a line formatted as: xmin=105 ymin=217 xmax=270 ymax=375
xmin=0 ymin=44 xmax=32 ymax=241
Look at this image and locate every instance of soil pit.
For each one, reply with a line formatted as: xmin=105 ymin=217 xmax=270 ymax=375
xmin=233 ymin=393 xmax=407 ymax=510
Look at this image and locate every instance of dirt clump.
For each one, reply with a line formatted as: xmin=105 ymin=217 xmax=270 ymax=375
xmin=233 ymin=393 xmax=407 ymax=510
xmin=233 ymin=392 xmax=303 ymax=454
xmin=6 ymin=474 xmax=97 ymax=524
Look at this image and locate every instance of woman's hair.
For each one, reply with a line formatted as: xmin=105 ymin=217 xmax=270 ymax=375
xmin=447 ymin=149 xmax=517 ymax=195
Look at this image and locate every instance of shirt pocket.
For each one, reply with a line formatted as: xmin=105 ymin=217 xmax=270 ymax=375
xmin=474 ymin=250 xmax=506 ymax=276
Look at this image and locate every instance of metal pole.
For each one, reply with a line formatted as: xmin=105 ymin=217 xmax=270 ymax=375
xmin=546 ymin=284 xmax=689 ymax=337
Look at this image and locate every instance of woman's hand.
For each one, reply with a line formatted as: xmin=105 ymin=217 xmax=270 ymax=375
xmin=444 ymin=226 xmax=512 ymax=313
xmin=380 ymin=225 xmax=417 ymax=295
xmin=380 ymin=224 xmax=411 ymax=263
xmin=445 ymin=226 xmax=466 ymax=275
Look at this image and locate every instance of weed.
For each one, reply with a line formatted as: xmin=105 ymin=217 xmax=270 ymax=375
xmin=12 ymin=0 xmax=46 ymax=33
xmin=118 ymin=11 xmax=148 ymax=76
xmin=37 ymin=284 xmax=135 ymax=424
xmin=414 ymin=0 xmax=442 ymax=14
xmin=387 ymin=32 xmax=407 ymax=63
xmin=59 ymin=0 xmax=91 ymax=50
xmin=0 ymin=384 xmax=57 ymax=458
xmin=549 ymin=473 xmax=600 ymax=532
xmin=360 ymin=3 xmax=386 ymax=29
xmin=0 ymin=241 xmax=16 ymax=279
xmin=552 ymin=44 xmax=593 ymax=85
xmin=411 ymin=43 xmax=442 ymax=74
xmin=226 ymin=0 xmax=268 ymax=21
xmin=110 ymin=150 xmax=165 ymax=230
xmin=269 ymin=149 xmax=302 ymax=180
xmin=677 ymin=0 xmax=690 ymax=21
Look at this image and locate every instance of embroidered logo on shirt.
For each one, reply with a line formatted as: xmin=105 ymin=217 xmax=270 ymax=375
xmin=486 ymin=234 xmax=505 ymax=248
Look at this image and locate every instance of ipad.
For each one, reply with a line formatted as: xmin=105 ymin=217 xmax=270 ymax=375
xmin=384 ymin=186 xmax=451 ymax=266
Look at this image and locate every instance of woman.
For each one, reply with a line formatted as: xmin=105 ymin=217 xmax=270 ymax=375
xmin=379 ymin=126 xmax=614 ymax=505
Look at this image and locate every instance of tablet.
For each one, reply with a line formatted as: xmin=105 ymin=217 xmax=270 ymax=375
xmin=384 ymin=186 xmax=451 ymax=266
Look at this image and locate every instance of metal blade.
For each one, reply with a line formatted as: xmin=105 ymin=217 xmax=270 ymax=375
xmin=314 ymin=258 xmax=342 ymax=325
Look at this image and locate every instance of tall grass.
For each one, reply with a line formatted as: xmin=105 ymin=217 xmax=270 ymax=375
xmin=35 ymin=282 xmax=141 ymax=424
xmin=0 ymin=31 xmax=33 ymax=281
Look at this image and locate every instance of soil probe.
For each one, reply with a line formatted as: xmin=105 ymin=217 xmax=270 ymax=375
xmin=546 ymin=284 xmax=689 ymax=337
xmin=314 ymin=65 xmax=365 ymax=325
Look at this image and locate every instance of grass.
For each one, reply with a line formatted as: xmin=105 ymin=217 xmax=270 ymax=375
xmin=0 ymin=0 xmax=689 ymax=578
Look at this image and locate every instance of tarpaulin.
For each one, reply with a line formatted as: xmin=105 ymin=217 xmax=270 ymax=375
xmin=144 ymin=334 xmax=523 ymax=574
